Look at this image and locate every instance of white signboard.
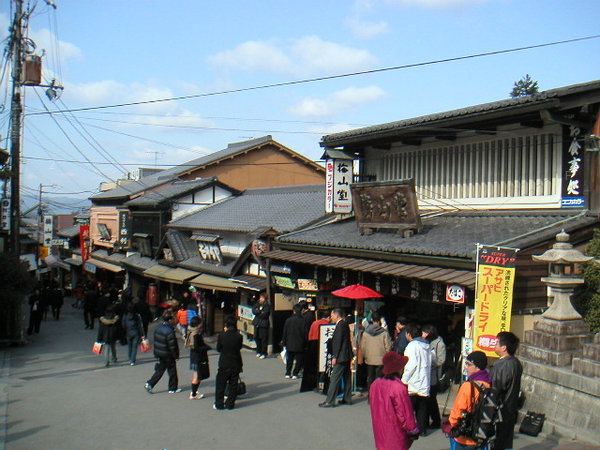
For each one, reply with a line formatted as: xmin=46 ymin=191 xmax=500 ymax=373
xmin=0 ymin=199 xmax=10 ymax=231
xmin=318 ymin=324 xmax=336 ymax=372
xmin=238 ymin=304 xmax=254 ymax=321
xmin=43 ymin=215 xmax=54 ymax=247
xmin=325 ymin=159 xmax=353 ymax=213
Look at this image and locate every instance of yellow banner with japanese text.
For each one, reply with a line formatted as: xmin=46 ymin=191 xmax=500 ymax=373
xmin=474 ymin=246 xmax=518 ymax=357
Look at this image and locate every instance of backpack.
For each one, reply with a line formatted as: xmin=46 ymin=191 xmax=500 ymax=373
xmin=452 ymin=381 xmax=503 ymax=445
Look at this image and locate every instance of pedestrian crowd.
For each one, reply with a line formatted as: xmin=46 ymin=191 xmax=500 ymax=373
xmin=29 ymin=282 xmax=524 ymax=449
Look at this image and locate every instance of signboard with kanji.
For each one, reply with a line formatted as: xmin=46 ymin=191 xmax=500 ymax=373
xmin=318 ymin=324 xmax=336 ymax=372
xmin=474 ymin=245 xmax=518 ymax=357
xmin=325 ymin=159 xmax=353 ymax=213
xmin=561 ymin=125 xmax=585 ymax=207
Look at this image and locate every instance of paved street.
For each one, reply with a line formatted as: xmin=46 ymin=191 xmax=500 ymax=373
xmin=1 ymin=303 xmax=597 ymax=450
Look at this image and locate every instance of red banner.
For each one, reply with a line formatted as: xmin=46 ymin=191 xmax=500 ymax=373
xmin=79 ymin=225 xmax=90 ymax=272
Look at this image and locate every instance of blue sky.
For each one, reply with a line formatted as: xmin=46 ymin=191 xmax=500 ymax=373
xmin=1 ymin=0 xmax=599 ymax=208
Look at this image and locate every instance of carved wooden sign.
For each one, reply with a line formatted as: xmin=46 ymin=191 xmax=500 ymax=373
xmin=351 ymin=179 xmax=422 ymax=236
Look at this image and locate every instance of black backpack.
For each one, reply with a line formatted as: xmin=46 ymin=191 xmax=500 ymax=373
xmin=452 ymin=381 xmax=503 ymax=445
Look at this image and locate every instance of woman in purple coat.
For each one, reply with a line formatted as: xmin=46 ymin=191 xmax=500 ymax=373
xmin=369 ymin=351 xmax=420 ymax=450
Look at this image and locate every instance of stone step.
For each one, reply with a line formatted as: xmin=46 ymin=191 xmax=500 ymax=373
xmin=594 ymin=333 xmax=600 ymax=344
xmin=582 ymin=342 xmax=600 ymax=361
xmin=572 ymin=357 xmax=600 ymax=378
xmin=519 ymin=342 xmax=582 ymax=366
xmin=524 ymin=329 xmax=593 ymax=351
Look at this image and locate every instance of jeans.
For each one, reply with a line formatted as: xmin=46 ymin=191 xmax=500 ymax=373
xmin=215 ymin=368 xmax=240 ymax=409
xmin=104 ymin=342 xmax=117 ymax=365
xmin=128 ymin=336 xmax=141 ymax=363
xmin=450 ymin=438 xmax=489 ymax=450
xmin=285 ymin=350 xmax=304 ymax=376
xmin=147 ymin=358 xmax=178 ymax=391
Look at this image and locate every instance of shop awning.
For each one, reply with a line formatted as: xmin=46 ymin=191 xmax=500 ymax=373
xmin=264 ymin=249 xmax=476 ymax=289
xmin=143 ymin=265 xmax=197 ymax=284
xmin=190 ymin=274 xmax=241 ymax=293
xmin=228 ymin=274 xmax=267 ymax=291
xmin=86 ymin=258 xmax=124 ymax=273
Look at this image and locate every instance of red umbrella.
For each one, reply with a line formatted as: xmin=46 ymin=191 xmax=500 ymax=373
xmin=332 ymin=283 xmax=383 ymax=299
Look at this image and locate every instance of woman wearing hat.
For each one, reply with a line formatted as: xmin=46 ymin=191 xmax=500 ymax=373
xmin=446 ymin=351 xmax=492 ymax=449
xmin=369 ymin=351 xmax=420 ymax=450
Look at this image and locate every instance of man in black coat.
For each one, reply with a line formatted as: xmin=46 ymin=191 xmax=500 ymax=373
xmin=145 ymin=310 xmax=180 ymax=394
xmin=214 ymin=316 xmax=244 ymax=410
xmin=489 ymin=331 xmax=523 ymax=450
xmin=252 ymin=292 xmax=270 ymax=359
xmin=320 ymin=308 xmax=354 ymax=407
xmin=281 ymin=303 xmax=308 ymax=379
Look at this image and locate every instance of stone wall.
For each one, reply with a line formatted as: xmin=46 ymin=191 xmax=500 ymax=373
xmin=521 ymin=358 xmax=600 ymax=444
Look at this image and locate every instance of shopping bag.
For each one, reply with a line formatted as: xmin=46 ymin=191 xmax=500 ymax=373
xmin=279 ymin=348 xmax=287 ymax=364
xmin=139 ymin=338 xmax=152 ymax=353
xmin=92 ymin=342 xmax=103 ymax=355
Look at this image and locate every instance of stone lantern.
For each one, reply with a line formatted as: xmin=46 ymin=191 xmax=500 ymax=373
xmin=520 ymin=230 xmax=594 ymax=367
xmin=532 ymin=230 xmax=593 ymax=320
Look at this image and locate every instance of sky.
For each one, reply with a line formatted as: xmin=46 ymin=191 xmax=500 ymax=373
xmin=0 ymin=0 xmax=599 ymax=212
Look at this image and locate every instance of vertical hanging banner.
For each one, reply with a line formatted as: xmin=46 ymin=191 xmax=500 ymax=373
xmin=325 ymin=159 xmax=353 ymax=213
xmin=79 ymin=225 xmax=90 ymax=273
xmin=474 ymin=245 xmax=518 ymax=357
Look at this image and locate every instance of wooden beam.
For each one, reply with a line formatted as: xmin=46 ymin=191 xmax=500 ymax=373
xmin=520 ymin=119 xmax=545 ymax=129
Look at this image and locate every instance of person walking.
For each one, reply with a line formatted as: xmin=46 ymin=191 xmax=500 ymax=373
xmin=446 ymin=351 xmax=491 ymax=450
xmin=300 ymin=309 xmax=330 ymax=392
xmin=252 ymin=292 xmax=270 ymax=359
xmin=49 ymin=283 xmax=64 ymax=320
xmin=83 ymin=283 xmax=97 ymax=330
xmin=423 ymin=324 xmax=446 ymax=429
xmin=281 ymin=303 xmax=308 ymax=380
xmin=27 ymin=288 xmax=43 ymax=335
xmin=359 ymin=311 xmax=392 ymax=391
xmin=145 ymin=310 xmax=181 ymax=394
xmin=401 ymin=323 xmax=432 ymax=436
xmin=214 ymin=316 xmax=243 ymax=410
xmin=186 ymin=316 xmax=210 ymax=400
xmin=319 ymin=308 xmax=353 ymax=408
xmin=97 ymin=304 xmax=120 ymax=367
xmin=369 ymin=351 xmax=420 ymax=450
xmin=489 ymin=331 xmax=523 ymax=450
xmin=122 ymin=303 xmax=145 ymax=365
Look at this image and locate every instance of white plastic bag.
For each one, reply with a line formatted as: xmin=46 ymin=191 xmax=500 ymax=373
xmin=279 ymin=347 xmax=287 ymax=364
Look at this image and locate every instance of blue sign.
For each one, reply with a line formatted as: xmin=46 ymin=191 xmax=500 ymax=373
xmin=561 ymin=197 xmax=585 ymax=207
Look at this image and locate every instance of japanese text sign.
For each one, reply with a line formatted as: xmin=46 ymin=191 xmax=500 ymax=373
xmin=474 ymin=245 xmax=518 ymax=357
xmin=325 ymin=159 xmax=352 ymax=213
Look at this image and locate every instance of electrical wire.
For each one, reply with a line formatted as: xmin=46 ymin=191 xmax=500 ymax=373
xmin=25 ymin=33 xmax=600 ymax=117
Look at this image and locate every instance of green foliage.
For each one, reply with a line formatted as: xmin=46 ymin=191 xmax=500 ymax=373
xmin=510 ymin=74 xmax=540 ymax=97
xmin=573 ymin=229 xmax=600 ymax=332
xmin=0 ymin=252 xmax=33 ymax=307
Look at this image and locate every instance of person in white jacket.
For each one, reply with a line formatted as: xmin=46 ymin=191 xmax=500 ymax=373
xmin=401 ymin=323 xmax=432 ymax=436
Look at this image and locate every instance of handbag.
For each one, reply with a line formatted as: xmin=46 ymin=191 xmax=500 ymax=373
xmin=237 ymin=378 xmax=247 ymax=395
xmin=92 ymin=342 xmax=103 ymax=355
xmin=519 ymin=411 xmax=545 ymax=436
xmin=139 ymin=338 xmax=152 ymax=353
xmin=198 ymin=361 xmax=210 ymax=380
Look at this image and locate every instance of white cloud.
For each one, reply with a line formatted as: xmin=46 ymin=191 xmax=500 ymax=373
xmin=208 ymin=36 xmax=377 ymax=77
xmin=31 ymin=28 xmax=83 ymax=62
xmin=385 ymin=0 xmax=487 ymax=9
xmin=290 ymin=85 xmax=386 ymax=117
xmin=346 ymin=17 xmax=389 ymax=39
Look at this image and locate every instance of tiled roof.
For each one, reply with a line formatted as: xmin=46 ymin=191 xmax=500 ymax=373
xmin=91 ymin=135 xmax=302 ymax=201
xmin=124 ymin=178 xmax=219 ymax=207
xmin=321 ymin=79 xmax=600 ymax=146
xmin=168 ymin=184 xmax=328 ymax=234
xmin=276 ymin=211 xmax=598 ymax=259
xmin=57 ymin=225 xmax=80 ymax=238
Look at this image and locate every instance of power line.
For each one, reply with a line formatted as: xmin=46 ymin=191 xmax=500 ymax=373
xmin=25 ymin=34 xmax=600 ymax=117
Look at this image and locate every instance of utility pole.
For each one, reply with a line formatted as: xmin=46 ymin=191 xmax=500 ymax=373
xmin=9 ymin=0 xmax=24 ymax=256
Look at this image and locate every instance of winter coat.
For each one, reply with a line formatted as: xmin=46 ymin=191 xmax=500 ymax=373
xmin=281 ymin=314 xmax=308 ymax=352
xmin=217 ymin=328 xmax=243 ymax=371
xmin=153 ymin=322 xmax=179 ymax=360
xmin=97 ymin=315 xmax=120 ymax=344
xmin=122 ymin=312 xmax=144 ymax=338
xmin=176 ymin=309 xmax=188 ymax=326
xmin=359 ymin=323 xmax=392 ymax=366
xmin=252 ymin=302 xmax=270 ymax=328
xmin=489 ymin=355 xmax=523 ymax=449
xmin=449 ymin=369 xmax=492 ymax=447
xmin=429 ymin=336 xmax=446 ymax=385
xmin=330 ymin=318 xmax=354 ymax=363
xmin=369 ymin=376 xmax=419 ymax=450
xmin=188 ymin=326 xmax=210 ymax=364
xmin=401 ymin=337 xmax=432 ymax=397
xmin=393 ymin=329 xmax=409 ymax=355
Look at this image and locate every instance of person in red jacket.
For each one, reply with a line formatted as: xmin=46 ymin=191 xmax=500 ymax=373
xmin=369 ymin=351 xmax=420 ymax=450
